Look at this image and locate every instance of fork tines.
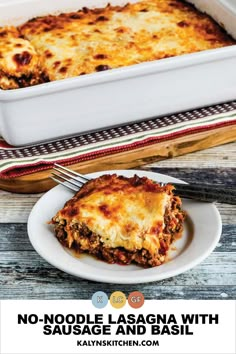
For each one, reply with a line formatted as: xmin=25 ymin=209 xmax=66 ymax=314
xmin=51 ymin=163 xmax=90 ymax=192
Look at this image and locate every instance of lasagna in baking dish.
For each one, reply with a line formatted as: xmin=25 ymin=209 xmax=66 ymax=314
xmin=0 ymin=0 xmax=235 ymax=89
xmin=51 ymin=174 xmax=186 ymax=267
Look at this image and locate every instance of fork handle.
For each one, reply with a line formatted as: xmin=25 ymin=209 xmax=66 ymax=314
xmin=173 ymin=183 xmax=236 ymax=204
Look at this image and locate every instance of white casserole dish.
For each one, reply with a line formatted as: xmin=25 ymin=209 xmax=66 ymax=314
xmin=0 ymin=0 xmax=236 ymax=146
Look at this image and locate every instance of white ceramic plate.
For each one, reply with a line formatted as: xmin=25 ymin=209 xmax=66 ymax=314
xmin=27 ymin=170 xmax=222 ymax=284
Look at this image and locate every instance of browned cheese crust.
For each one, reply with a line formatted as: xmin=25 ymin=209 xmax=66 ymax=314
xmin=51 ymin=174 xmax=186 ymax=267
xmin=0 ymin=0 xmax=235 ymax=89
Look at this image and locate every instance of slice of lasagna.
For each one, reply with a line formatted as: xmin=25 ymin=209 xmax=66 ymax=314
xmin=51 ymin=174 xmax=186 ymax=267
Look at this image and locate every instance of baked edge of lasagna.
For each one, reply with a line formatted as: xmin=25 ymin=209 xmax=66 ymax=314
xmin=0 ymin=26 xmax=49 ymax=89
xmin=50 ymin=174 xmax=186 ymax=268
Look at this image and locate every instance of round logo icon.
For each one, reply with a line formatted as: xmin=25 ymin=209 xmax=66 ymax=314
xmin=128 ymin=291 xmax=145 ymax=309
xmin=92 ymin=291 xmax=109 ymax=309
xmin=110 ymin=291 xmax=126 ymax=309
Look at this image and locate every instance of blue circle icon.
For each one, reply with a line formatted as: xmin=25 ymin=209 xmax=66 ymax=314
xmin=92 ymin=291 xmax=109 ymax=309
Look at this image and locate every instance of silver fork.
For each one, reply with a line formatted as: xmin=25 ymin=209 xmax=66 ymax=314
xmin=51 ymin=163 xmax=236 ymax=204
xmin=51 ymin=163 xmax=90 ymax=192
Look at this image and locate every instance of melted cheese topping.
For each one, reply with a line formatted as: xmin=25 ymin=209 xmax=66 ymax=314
xmin=19 ymin=0 xmax=235 ymax=82
xmin=0 ymin=0 xmax=235 ymax=89
xmin=55 ymin=174 xmax=172 ymax=255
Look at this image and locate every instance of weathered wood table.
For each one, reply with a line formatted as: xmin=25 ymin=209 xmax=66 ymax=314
xmin=0 ymin=142 xmax=235 ymax=299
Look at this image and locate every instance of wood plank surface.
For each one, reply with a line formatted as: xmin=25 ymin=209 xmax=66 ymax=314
xmin=0 ymin=125 xmax=236 ymax=193
xmin=0 ymin=249 xmax=235 ymax=299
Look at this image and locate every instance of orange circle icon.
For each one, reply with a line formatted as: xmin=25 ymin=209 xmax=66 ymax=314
xmin=128 ymin=291 xmax=145 ymax=309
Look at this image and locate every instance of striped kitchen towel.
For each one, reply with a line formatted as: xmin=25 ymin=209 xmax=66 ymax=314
xmin=0 ymin=101 xmax=236 ymax=179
